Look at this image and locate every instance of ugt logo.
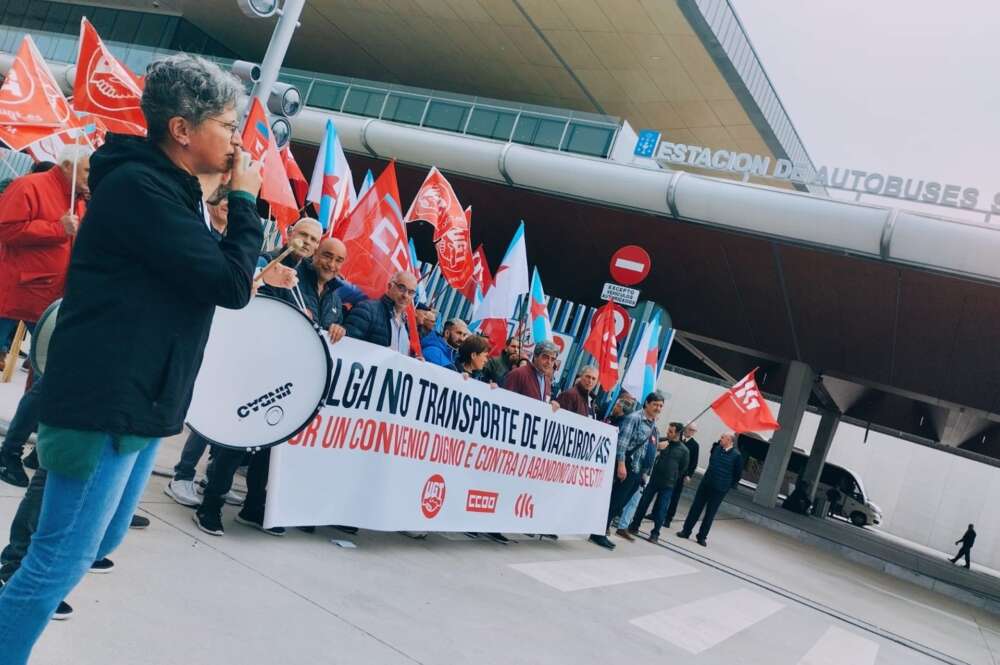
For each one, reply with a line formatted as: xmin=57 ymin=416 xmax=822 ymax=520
xmin=732 ymin=375 xmax=762 ymax=411
xmin=421 ymin=474 xmax=446 ymax=519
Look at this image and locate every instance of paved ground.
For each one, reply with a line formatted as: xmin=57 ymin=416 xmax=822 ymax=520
xmin=2 ymin=368 xmax=1000 ymax=664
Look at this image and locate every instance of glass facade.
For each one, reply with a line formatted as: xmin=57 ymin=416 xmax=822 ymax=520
xmin=0 ymin=6 xmax=620 ymax=159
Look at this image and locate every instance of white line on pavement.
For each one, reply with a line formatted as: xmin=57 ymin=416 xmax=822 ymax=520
xmin=509 ymin=555 xmax=698 ymax=592
xmin=629 ymin=588 xmax=784 ymax=654
xmin=796 ymin=626 xmax=879 ymax=665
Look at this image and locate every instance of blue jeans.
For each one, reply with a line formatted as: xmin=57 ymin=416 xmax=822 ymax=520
xmin=173 ymin=431 xmax=210 ymax=482
xmin=0 ymin=434 xmax=159 ymax=664
xmin=0 ymin=319 xmax=33 ymax=353
xmin=618 ymin=485 xmax=643 ymax=527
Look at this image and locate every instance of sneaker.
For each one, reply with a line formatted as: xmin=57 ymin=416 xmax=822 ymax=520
xmin=165 ymin=479 xmax=201 ymax=507
xmin=193 ymin=481 xmax=244 ymax=506
xmin=52 ymin=600 xmax=73 ymax=620
xmin=193 ymin=510 xmax=224 ymax=536
xmin=90 ymin=558 xmax=114 ymax=573
xmin=235 ymin=513 xmax=285 ymax=536
xmin=129 ymin=515 xmax=150 ymax=529
xmin=0 ymin=452 xmax=28 ymax=487
xmin=23 ymin=448 xmax=38 ymax=470
xmin=588 ymin=534 xmax=616 ymax=550
xmin=485 ymin=532 xmax=511 ymax=544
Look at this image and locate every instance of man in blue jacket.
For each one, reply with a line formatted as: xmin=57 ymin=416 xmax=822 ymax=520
xmin=422 ymin=317 xmax=468 ymax=367
xmin=677 ymin=432 xmax=742 ymax=547
xmin=343 ymin=271 xmax=418 ymax=353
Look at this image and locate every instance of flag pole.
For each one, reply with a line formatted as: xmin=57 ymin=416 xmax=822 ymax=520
xmin=68 ymin=131 xmax=81 ymax=215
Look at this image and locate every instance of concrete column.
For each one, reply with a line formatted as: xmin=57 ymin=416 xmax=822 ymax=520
xmin=753 ymin=361 xmax=815 ymax=507
xmin=801 ymin=410 xmax=840 ymax=502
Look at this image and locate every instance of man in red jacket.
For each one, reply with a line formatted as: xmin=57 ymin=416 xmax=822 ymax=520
xmin=502 ymin=340 xmax=560 ymax=412
xmin=0 ymin=146 xmax=91 ymax=357
xmin=556 ymin=365 xmax=598 ymax=417
xmin=0 ymin=146 xmax=90 ymax=486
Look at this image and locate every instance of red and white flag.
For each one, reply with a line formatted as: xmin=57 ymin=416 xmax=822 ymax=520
xmin=73 ymin=18 xmax=146 ymax=136
xmin=0 ymin=36 xmax=75 ymax=150
xmin=711 ymin=369 xmax=780 ymax=433
xmin=582 ymin=302 xmax=620 ymax=391
xmin=280 ymin=144 xmax=308 ymax=207
xmin=404 ymin=167 xmax=473 ymax=293
xmin=241 ymin=97 xmax=298 ymax=234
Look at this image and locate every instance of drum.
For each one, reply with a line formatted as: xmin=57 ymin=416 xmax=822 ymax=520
xmin=30 ymin=298 xmax=61 ymax=376
xmin=186 ymin=295 xmax=331 ymax=450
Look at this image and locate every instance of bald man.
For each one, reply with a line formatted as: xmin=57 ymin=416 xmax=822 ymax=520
xmin=344 ymin=270 xmax=417 ymax=354
xmin=297 ymin=237 xmax=352 ymax=342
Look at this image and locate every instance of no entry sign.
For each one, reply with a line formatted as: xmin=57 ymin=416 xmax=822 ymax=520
xmin=609 ymin=245 xmax=651 ymax=286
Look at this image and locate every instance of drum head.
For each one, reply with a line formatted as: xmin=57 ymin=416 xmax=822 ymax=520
xmin=186 ymin=296 xmax=331 ymax=450
xmin=30 ymin=298 xmax=61 ymax=376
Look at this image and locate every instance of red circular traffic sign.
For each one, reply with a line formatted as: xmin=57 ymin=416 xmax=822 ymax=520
xmin=609 ymin=245 xmax=651 ymax=286
xmin=609 ymin=303 xmax=630 ymax=343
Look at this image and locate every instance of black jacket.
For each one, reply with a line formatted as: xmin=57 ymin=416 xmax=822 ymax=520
xmin=296 ymin=260 xmax=344 ymax=328
xmin=650 ymin=440 xmax=690 ymax=489
xmin=344 ymin=295 xmax=404 ymax=347
xmin=39 ymin=134 xmax=262 ymax=436
xmin=682 ymin=437 xmax=700 ymax=477
xmin=702 ymin=443 xmax=743 ymax=492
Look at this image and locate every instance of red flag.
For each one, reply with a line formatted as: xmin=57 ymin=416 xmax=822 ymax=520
xmin=0 ymin=36 xmax=75 ymax=150
xmin=241 ymin=98 xmax=297 ymax=212
xmin=710 ymin=369 xmax=780 ymax=433
xmin=582 ymin=302 xmax=620 ymax=391
xmin=73 ymin=18 xmax=146 ymax=136
xmin=280 ymin=144 xmax=308 ymax=207
xmin=479 ymin=318 xmax=509 ymax=357
xmin=404 ymin=167 xmax=473 ymax=292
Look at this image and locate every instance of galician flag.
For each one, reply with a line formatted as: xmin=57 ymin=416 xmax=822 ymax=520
xmin=473 ymin=221 xmax=529 ymax=321
xmin=529 ymin=268 xmax=553 ymax=344
xmin=357 ymin=169 xmax=375 ymax=199
xmin=620 ymin=313 xmax=673 ymax=403
xmin=307 ymin=118 xmax=355 ymax=230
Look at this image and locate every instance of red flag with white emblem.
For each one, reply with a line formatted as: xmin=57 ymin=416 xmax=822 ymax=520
xmin=583 ymin=302 xmax=620 ymax=391
xmin=403 ymin=167 xmax=473 ymax=292
xmin=241 ymin=98 xmax=297 ymax=214
xmin=711 ymin=369 xmax=780 ymax=433
xmin=73 ymin=18 xmax=146 ymax=136
xmin=0 ymin=36 xmax=77 ymax=150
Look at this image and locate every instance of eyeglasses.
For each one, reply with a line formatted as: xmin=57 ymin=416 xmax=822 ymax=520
xmin=206 ymin=117 xmax=240 ymax=136
xmin=391 ymin=282 xmax=416 ymax=297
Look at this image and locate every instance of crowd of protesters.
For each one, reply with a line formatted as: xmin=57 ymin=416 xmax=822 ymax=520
xmin=0 ymin=53 xmax=747 ymax=662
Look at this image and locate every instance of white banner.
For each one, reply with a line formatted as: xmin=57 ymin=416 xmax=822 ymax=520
xmin=265 ymin=338 xmax=617 ymax=533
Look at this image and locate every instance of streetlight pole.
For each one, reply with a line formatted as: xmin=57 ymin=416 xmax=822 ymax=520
xmin=252 ymin=0 xmax=305 ymax=107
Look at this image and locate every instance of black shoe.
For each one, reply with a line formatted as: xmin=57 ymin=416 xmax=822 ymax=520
xmin=485 ymin=532 xmax=511 ymax=544
xmin=297 ymin=526 xmax=316 ymax=534
xmin=22 ymin=448 xmax=38 ymax=470
xmin=235 ymin=512 xmax=285 ymax=536
xmin=333 ymin=525 xmax=358 ymax=535
xmin=648 ymin=532 xmax=660 ymax=543
xmin=193 ymin=503 xmax=225 ymax=536
xmin=90 ymin=557 xmax=114 ymax=573
xmin=589 ymin=534 xmax=616 ymax=550
xmin=676 ymin=531 xmax=690 ymax=539
xmin=696 ymin=537 xmax=707 ymax=547
xmin=52 ymin=600 xmax=73 ymax=620
xmin=539 ymin=534 xmax=559 ymax=540
xmin=129 ymin=515 xmax=150 ymax=529
xmin=0 ymin=452 xmax=28 ymax=487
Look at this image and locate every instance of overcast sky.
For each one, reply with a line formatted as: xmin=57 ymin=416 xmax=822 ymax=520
xmin=731 ymin=0 xmax=998 ymax=222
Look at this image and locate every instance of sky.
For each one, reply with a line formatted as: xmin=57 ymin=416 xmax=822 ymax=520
xmin=731 ymin=0 xmax=999 ymax=223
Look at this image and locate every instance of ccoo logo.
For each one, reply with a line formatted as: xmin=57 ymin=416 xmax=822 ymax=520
xmin=514 ymin=493 xmax=534 ymax=519
xmin=421 ymin=474 xmax=446 ymax=519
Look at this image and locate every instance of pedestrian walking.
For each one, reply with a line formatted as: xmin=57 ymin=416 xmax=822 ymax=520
xmin=677 ymin=433 xmax=742 ymax=547
xmin=949 ymin=524 xmax=976 ymax=569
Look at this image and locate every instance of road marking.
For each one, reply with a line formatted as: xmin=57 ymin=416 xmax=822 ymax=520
xmin=509 ymin=555 xmax=697 ymax=592
xmin=614 ymin=258 xmax=645 ymax=272
xmin=796 ymin=626 xmax=879 ymax=665
xmin=860 ymin=580 xmax=979 ymax=629
xmin=630 ymin=588 xmax=783 ymax=654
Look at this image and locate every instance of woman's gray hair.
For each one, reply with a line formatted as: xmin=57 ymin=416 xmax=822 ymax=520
xmin=141 ymin=54 xmax=247 ymax=143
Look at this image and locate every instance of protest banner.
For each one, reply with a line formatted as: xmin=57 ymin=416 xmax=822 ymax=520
xmin=265 ymin=337 xmax=617 ymax=532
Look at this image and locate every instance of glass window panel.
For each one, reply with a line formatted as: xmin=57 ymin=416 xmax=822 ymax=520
xmin=383 ymin=94 xmax=426 ymax=125
xmin=562 ymin=124 xmax=613 ymax=157
xmin=134 ymin=13 xmax=169 ymax=48
xmin=307 ymin=81 xmax=347 ymax=111
xmin=342 ymin=88 xmax=385 ymax=117
xmin=123 ymin=47 xmax=154 ymax=75
xmin=511 ymin=116 xmax=538 ymax=145
xmin=50 ymin=34 xmax=76 ymax=63
xmin=3 ymin=0 xmax=29 ymax=27
xmin=533 ymin=118 xmax=565 ymax=149
xmin=171 ymin=19 xmax=206 ymax=53
xmin=43 ymin=1 xmax=70 ymax=33
xmin=21 ymin=0 xmax=47 ymax=30
xmin=157 ymin=16 xmax=177 ymax=48
xmin=423 ymin=100 xmax=468 ymax=131
xmin=0 ymin=1 xmax=10 ymax=19
xmin=466 ymin=107 xmax=517 ymax=140
xmin=64 ymin=6 xmax=87 ymax=44
xmin=89 ymin=7 xmax=116 ymax=35
xmin=110 ymin=10 xmax=141 ymax=43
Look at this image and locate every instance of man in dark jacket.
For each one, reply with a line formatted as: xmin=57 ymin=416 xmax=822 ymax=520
xmin=422 ymin=318 xmax=468 ymax=368
xmin=677 ymin=432 xmax=742 ymax=547
xmin=663 ymin=423 xmax=701 ymax=527
xmin=256 ymin=217 xmax=321 ymax=305
xmin=482 ymin=336 xmax=522 ymax=385
xmin=556 ymin=365 xmax=598 ymax=417
xmin=503 ymin=341 xmax=560 ymax=409
xmin=344 ymin=270 xmax=417 ymax=353
xmin=0 ymin=54 xmax=262 ymax=659
xmin=627 ymin=422 xmax=689 ymax=542
xmin=950 ymin=524 xmax=977 ymax=568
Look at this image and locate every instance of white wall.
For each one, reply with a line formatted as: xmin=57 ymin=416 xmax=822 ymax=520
xmin=656 ymin=369 xmax=1000 ymax=567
